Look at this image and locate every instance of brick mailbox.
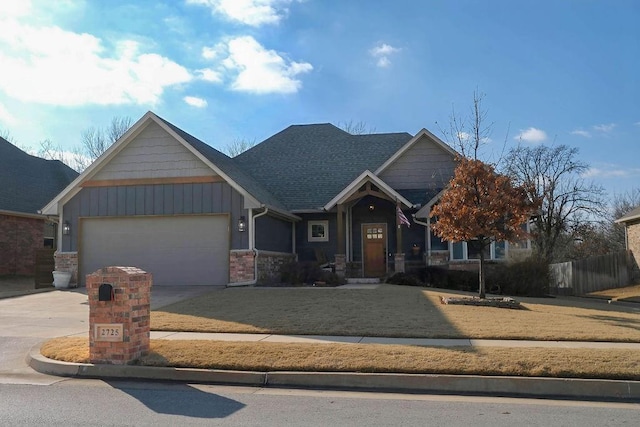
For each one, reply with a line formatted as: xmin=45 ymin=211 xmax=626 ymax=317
xmin=86 ymin=266 xmax=152 ymax=365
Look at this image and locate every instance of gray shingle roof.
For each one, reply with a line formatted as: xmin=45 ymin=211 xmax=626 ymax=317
xmin=617 ymin=205 xmax=640 ymax=223
xmin=155 ymin=117 xmax=287 ymax=210
xmin=234 ymin=124 xmax=412 ymax=211
xmin=0 ymin=137 xmax=78 ymax=215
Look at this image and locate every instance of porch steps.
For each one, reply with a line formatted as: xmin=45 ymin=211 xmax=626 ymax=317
xmin=346 ymin=278 xmax=380 ymax=285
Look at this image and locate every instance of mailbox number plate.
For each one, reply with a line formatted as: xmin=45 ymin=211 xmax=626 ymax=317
xmin=94 ymin=324 xmax=124 ymax=342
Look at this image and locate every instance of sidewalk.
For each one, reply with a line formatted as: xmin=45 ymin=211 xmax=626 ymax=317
xmin=144 ymin=331 xmax=640 ymax=349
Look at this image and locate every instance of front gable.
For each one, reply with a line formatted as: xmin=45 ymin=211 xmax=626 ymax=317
xmin=92 ymin=121 xmax=215 ymax=181
xmin=376 ymin=130 xmax=457 ymax=191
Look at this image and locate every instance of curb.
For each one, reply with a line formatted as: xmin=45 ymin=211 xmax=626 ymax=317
xmin=28 ymin=344 xmax=640 ymax=401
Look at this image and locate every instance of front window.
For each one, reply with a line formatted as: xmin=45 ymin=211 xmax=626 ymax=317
xmin=308 ymin=220 xmax=329 ymax=242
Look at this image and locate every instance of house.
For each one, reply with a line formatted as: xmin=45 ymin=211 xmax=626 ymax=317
xmin=615 ymin=206 xmax=640 ymax=281
xmin=42 ymin=111 xmax=530 ymax=286
xmin=0 ymin=137 xmax=78 ymax=276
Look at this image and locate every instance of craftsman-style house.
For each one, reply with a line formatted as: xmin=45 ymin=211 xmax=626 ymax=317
xmin=43 ymin=112 xmax=529 ymax=286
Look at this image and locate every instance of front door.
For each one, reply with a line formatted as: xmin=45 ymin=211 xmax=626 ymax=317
xmin=362 ymin=223 xmax=387 ymax=277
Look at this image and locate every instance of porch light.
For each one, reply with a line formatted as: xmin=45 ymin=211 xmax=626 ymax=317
xmin=368 ymin=204 xmax=375 ymax=211
xmin=238 ymin=216 xmax=247 ymax=232
xmin=62 ymin=221 xmax=71 ymax=235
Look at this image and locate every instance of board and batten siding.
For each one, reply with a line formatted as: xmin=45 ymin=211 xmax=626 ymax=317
xmin=255 ymin=215 xmax=293 ymax=253
xmin=379 ymin=136 xmax=456 ymax=190
xmin=93 ymin=121 xmax=215 ymax=180
xmin=61 ymin=182 xmax=248 ymax=251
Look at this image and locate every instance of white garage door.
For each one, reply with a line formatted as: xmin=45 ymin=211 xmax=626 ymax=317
xmin=80 ymin=215 xmax=229 ymax=286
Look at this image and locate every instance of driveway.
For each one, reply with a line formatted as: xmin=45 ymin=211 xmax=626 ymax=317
xmin=0 ymin=285 xmax=221 ymax=385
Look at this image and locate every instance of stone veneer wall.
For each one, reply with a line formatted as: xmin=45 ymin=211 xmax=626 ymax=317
xmin=256 ymin=251 xmax=296 ymax=282
xmin=628 ymin=221 xmax=640 ymax=282
xmin=229 ymin=250 xmax=255 ymax=284
xmin=0 ymin=214 xmax=43 ymax=276
xmin=54 ymin=251 xmax=78 ymax=283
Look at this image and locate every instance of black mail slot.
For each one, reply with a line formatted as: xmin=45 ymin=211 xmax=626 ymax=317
xmin=98 ymin=283 xmax=114 ymax=301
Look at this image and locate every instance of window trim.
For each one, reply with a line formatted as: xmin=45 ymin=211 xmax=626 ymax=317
xmin=308 ymin=220 xmax=329 ymax=242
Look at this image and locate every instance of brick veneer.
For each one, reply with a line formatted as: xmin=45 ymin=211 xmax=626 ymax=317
xmin=229 ymin=250 xmax=255 ymax=283
xmin=0 ymin=214 xmax=43 ymax=276
xmin=86 ymin=266 xmax=151 ymax=365
xmin=54 ymin=251 xmax=78 ymax=283
xmin=394 ymin=253 xmax=405 ymax=273
xmin=627 ymin=221 xmax=640 ymax=281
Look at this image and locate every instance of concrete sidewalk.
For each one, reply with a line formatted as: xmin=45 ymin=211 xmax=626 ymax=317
xmin=141 ymin=331 xmax=640 ymax=349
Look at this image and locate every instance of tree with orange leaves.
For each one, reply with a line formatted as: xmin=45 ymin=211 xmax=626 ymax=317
xmin=430 ymin=158 xmax=538 ymax=298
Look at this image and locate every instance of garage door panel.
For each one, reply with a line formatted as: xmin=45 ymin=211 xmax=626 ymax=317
xmin=80 ymin=216 xmax=229 ymax=286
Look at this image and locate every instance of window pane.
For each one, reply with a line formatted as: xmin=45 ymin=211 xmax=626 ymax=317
xmin=468 ymin=240 xmax=490 ymax=260
xmin=430 ymin=233 xmax=448 ymax=250
xmin=452 ymin=242 xmax=464 ymax=260
xmin=495 ymin=241 xmax=506 ymax=259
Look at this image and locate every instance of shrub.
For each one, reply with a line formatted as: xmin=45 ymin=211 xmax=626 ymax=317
xmin=386 ymin=272 xmax=424 ymax=287
xmin=489 ymin=258 xmax=550 ymax=297
xmin=279 ymin=261 xmax=344 ymax=286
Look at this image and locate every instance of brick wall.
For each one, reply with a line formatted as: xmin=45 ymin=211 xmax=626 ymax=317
xmin=54 ymin=251 xmax=78 ymax=283
xmin=628 ymin=221 xmax=640 ymax=282
xmin=229 ymin=250 xmax=255 ymax=284
xmin=0 ymin=214 xmax=44 ymax=276
xmin=86 ymin=266 xmax=151 ymax=365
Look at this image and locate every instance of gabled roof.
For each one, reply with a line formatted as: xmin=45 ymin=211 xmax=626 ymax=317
xmin=323 ymin=170 xmax=414 ymax=211
xmin=615 ymin=206 xmax=640 ymax=224
xmin=0 ymin=137 xmax=78 ymax=215
xmin=234 ymin=124 xmax=412 ymax=211
xmin=42 ymin=112 xmax=290 ymax=217
xmin=375 ymin=128 xmax=459 ymax=175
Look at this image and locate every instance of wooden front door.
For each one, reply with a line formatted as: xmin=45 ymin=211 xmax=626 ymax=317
xmin=363 ymin=223 xmax=387 ymax=277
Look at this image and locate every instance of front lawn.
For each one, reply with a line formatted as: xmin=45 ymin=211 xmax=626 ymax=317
xmin=151 ymin=285 xmax=640 ymax=342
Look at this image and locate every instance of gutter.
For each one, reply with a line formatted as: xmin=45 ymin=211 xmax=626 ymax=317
xmin=412 ymin=214 xmax=431 ymax=266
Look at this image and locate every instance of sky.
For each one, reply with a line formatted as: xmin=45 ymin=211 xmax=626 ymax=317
xmin=0 ymin=0 xmax=638 ymax=198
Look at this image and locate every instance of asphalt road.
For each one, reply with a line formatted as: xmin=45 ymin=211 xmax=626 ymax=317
xmin=1 ymin=379 xmax=639 ymax=426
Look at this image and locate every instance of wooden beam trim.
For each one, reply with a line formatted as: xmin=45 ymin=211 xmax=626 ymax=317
xmin=81 ymin=175 xmax=224 ymax=187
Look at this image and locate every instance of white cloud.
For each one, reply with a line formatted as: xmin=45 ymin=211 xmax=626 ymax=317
xmin=196 ymin=68 xmax=223 ymax=83
xmin=369 ymin=43 xmax=401 ymax=68
xmin=515 ymin=127 xmax=547 ymax=143
xmin=582 ymin=167 xmax=635 ymax=178
xmin=220 ymin=36 xmax=312 ymax=94
xmin=0 ymin=9 xmax=192 ymax=106
xmin=187 ymin=0 xmax=298 ymax=27
xmin=457 ymin=131 xmax=470 ymax=141
xmin=571 ymin=129 xmax=591 ymax=138
xmin=0 ymin=102 xmax=17 ymax=126
xmin=593 ymin=123 xmax=616 ymax=133
xmin=635 ymin=121 xmax=640 ymax=127
xmin=183 ymin=96 xmax=208 ymax=108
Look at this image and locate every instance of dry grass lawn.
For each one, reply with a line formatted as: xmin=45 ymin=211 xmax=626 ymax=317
xmin=588 ymin=284 xmax=640 ymax=303
xmin=41 ymin=337 xmax=640 ymax=380
xmin=152 ymin=285 xmax=640 ymax=342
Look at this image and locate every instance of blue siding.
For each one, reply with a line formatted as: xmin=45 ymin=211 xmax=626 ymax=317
xmin=295 ymin=213 xmax=336 ymax=262
xmin=256 ymin=215 xmax=293 ymax=253
xmin=62 ymin=182 xmax=248 ymax=251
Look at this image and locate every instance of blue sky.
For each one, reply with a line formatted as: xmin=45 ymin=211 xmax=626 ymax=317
xmin=1 ymin=0 xmax=638 ymax=196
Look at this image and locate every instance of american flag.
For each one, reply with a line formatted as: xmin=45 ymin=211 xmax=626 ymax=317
xmin=397 ymin=206 xmax=411 ymax=227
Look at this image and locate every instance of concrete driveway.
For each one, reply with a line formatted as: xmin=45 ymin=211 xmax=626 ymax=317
xmin=0 ymin=285 xmax=221 ymax=385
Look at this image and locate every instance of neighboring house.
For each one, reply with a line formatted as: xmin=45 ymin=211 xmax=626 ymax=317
xmin=615 ymin=206 xmax=640 ymax=282
xmin=42 ymin=111 xmax=530 ymax=286
xmin=0 ymin=137 xmax=78 ymax=276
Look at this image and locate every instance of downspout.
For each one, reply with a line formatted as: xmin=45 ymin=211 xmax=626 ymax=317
xmin=251 ymin=207 xmax=270 ymax=285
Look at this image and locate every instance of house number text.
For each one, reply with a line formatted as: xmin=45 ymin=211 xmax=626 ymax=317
xmin=94 ymin=324 xmax=124 ymax=342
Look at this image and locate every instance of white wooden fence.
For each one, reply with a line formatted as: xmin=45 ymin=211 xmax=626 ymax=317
xmin=549 ymin=251 xmax=631 ymax=296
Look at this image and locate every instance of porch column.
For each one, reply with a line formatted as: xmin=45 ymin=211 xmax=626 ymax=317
xmin=395 ymin=200 xmax=405 ymax=273
xmin=336 ymin=203 xmax=346 ymax=277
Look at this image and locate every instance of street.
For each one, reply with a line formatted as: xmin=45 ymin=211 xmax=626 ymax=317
xmin=0 ymin=379 xmax=638 ymax=426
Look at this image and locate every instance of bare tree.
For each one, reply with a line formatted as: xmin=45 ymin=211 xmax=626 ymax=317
xmin=504 ymin=144 xmax=607 ymax=263
xmin=224 ymin=138 xmax=257 ymax=157
xmin=337 ymin=120 xmax=376 ymax=135
xmin=81 ymin=116 xmax=132 ymax=161
xmin=0 ymin=128 xmax=15 ymax=143
xmin=435 ymin=90 xmax=506 ymax=163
